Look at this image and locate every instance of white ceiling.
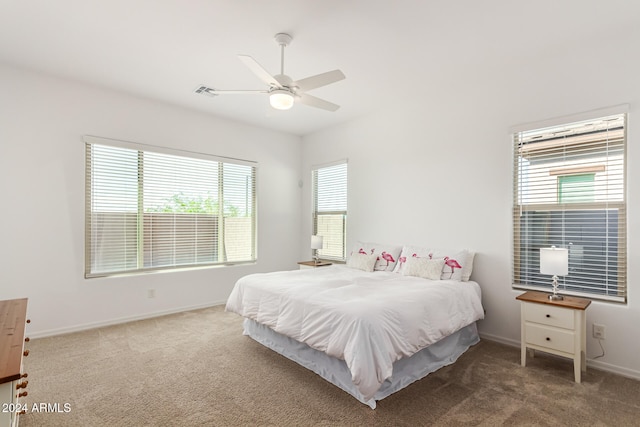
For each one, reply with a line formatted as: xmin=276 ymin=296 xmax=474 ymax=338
xmin=1 ymin=0 xmax=638 ymax=136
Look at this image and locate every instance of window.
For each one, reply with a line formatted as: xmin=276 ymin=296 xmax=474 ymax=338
xmin=558 ymin=174 xmax=595 ymax=203
xmin=512 ymin=111 xmax=626 ymax=302
xmin=85 ymin=136 xmax=256 ymax=278
xmin=312 ymin=160 xmax=347 ymax=261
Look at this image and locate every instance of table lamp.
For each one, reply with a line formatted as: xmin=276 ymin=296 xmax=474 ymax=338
xmin=311 ymin=235 xmax=323 ymax=265
xmin=540 ymin=246 xmax=568 ymax=301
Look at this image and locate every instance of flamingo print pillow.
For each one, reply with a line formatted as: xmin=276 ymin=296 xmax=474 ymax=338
xmin=395 ymin=246 xmax=470 ymax=281
xmin=431 ymin=249 xmax=468 ymax=281
xmin=351 ymin=242 xmax=402 ymax=272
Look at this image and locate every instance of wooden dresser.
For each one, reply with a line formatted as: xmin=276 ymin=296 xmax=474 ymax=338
xmin=0 ymin=299 xmax=29 ymax=427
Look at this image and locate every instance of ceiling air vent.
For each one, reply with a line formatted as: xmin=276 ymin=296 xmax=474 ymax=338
xmin=194 ymin=85 xmax=217 ymax=97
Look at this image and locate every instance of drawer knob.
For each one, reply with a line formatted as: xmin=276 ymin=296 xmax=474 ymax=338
xmin=21 ymin=373 xmax=28 ymax=378
xmin=16 ymin=381 xmax=28 ymax=389
xmin=26 ymin=319 xmax=31 ymax=323
xmin=18 ymin=410 xmax=26 ymax=415
xmin=24 ymin=337 xmax=30 ymax=342
xmin=23 ymin=350 xmax=29 ymax=357
xmin=18 ymin=391 xmax=28 ymax=398
xmin=546 ymin=337 xmax=551 ymax=341
xmin=546 ymin=314 xmax=551 ymax=318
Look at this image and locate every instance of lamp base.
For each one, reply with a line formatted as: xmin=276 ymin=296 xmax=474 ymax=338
xmin=548 ymin=275 xmax=564 ymax=301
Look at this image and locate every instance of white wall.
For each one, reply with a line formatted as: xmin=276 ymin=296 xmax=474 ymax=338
xmin=301 ymin=29 xmax=640 ymax=378
xmin=1 ymin=23 xmax=638 ymax=379
xmin=0 ymin=64 xmax=302 ymax=337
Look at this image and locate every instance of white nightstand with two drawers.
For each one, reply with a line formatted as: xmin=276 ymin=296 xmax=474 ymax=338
xmin=516 ymin=291 xmax=591 ymax=383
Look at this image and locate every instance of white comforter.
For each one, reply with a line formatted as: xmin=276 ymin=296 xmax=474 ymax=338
xmin=225 ymin=265 xmax=484 ymax=401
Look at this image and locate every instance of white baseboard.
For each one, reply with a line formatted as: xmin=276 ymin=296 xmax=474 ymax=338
xmin=479 ymin=332 xmax=640 ymax=381
xmin=479 ymin=332 xmax=520 ymax=348
xmin=587 ymin=358 xmax=640 ymax=381
xmin=28 ymin=300 xmax=226 ymax=339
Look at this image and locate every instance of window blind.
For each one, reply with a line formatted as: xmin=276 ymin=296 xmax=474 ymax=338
xmin=312 ymin=161 xmax=348 ymax=261
xmin=85 ymin=136 xmax=256 ymax=278
xmin=512 ymin=113 xmax=626 ymax=302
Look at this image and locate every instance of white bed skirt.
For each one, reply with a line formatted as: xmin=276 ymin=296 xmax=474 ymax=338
xmin=243 ymin=318 xmax=480 ymax=409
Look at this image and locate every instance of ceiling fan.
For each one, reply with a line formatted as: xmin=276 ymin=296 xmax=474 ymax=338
xmin=195 ymin=33 xmax=345 ymax=112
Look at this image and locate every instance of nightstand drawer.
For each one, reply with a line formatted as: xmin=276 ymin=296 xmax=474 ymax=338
xmin=525 ymin=323 xmax=575 ymax=354
xmin=523 ymin=302 xmax=574 ymax=329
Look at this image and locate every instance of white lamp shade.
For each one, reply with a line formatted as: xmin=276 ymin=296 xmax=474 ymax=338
xmin=540 ymin=247 xmax=568 ymax=276
xmin=311 ymin=235 xmax=323 ymax=250
xmin=269 ymin=90 xmax=294 ymax=110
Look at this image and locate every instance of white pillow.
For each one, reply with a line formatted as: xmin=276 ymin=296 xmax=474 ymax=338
xmin=346 ymin=253 xmax=377 ymax=272
xmin=394 ymin=246 xmax=475 ymax=281
xmin=461 ymin=251 xmax=475 ymax=281
xmin=403 ymin=257 xmax=445 ymax=280
xmin=351 ymin=242 xmax=402 ymax=272
xmin=393 ymin=245 xmax=432 ymax=274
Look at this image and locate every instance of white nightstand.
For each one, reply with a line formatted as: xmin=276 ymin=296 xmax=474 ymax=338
xmin=516 ymin=291 xmax=591 ymax=383
xmin=297 ymin=261 xmax=332 ymax=270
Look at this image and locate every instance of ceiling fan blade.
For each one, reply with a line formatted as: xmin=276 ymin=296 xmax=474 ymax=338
xmin=298 ymin=93 xmax=340 ymax=112
xmin=238 ymin=55 xmax=281 ymax=88
xmin=294 ymin=70 xmax=345 ymax=92
xmin=195 ymin=85 xmax=266 ymax=97
xmin=210 ymin=90 xmax=268 ymax=94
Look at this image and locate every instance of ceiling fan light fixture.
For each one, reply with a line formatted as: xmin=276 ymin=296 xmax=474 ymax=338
xmin=269 ymin=90 xmax=294 ymax=110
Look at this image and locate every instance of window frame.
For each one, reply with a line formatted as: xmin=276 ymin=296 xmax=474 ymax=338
xmin=511 ymin=107 xmax=627 ymax=303
xmin=84 ymin=135 xmax=257 ymax=278
xmin=312 ymin=160 xmax=348 ymax=262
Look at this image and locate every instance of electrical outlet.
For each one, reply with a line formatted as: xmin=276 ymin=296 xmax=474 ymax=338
xmin=593 ymin=323 xmax=605 ymax=340
xmin=147 ymin=289 xmax=156 ymax=299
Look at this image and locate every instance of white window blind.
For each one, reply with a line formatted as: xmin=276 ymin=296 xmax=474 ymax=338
xmin=512 ymin=113 xmax=626 ymax=302
xmin=312 ymin=161 xmax=347 ymax=261
xmin=85 ymin=136 xmax=256 ymax=278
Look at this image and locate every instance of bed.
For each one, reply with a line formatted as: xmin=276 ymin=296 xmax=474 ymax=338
xmin=225 ymin=243 xmax=484 ymax=409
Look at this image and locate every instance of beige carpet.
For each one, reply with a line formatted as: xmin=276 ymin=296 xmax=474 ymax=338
xmin=18 ymin=306 xmax=640 ymax=426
